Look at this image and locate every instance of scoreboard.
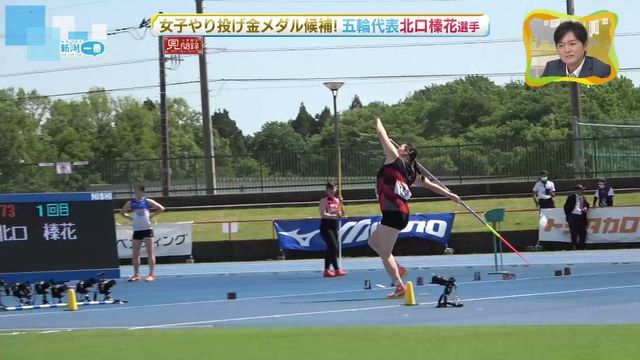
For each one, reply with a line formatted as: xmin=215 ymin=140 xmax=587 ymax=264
xmin=0 ymin=192 xmax=120 ymax=283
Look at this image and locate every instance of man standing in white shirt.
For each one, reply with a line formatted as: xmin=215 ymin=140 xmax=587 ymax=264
xmin=533 ymin=170 xmax=556 ymax=208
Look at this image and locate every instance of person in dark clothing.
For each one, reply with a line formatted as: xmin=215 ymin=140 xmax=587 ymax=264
xmin=593 ymin=178 xmax=614 ymax=208
xmin=564 ymin=184 xmax=590 ymax=250
xmin=319 ymin=182 xmax=346 ymax=277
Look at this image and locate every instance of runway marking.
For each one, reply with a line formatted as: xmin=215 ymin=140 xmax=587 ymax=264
xmin=127 ymin=304 xmax=400 ymax=330
xmin=0 ymin=288 xmax=386 ymax=318
xmin=2 ymin=269 xmax=640 ymax=319
xmin=4 ymin=283 xmax=640 ymax=331
xmin=129 ymin=283 xmax=640 ymax=330
xmin=422 ymin=284 xmax=640 ymax=301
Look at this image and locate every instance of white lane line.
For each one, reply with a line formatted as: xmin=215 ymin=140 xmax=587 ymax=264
xmin=3 ymin=283 xmax=640 ymax=331
xmin=128 ymin=304 xmax=400 ymax=330
xmin=0 ymin=288 xmax=387 ymax=318
xmin=439 ymin=269 xmax=640 ymax=286
xmin=454 ymin=284 xmax=640 ymax=303
xmin=130 ymin=283 xmax=640 ymax=330
xmin=0 ymin=326 xmax=132 ymax=331
xmin=39 ymin=330 xmax=71 ymax=334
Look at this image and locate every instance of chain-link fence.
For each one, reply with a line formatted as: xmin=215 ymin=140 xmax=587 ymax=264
xmin=2 ymin=136 xmax=638 ymax=197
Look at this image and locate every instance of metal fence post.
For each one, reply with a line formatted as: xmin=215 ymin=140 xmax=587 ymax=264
xmin=593 ymin=138 xmax=598 ymax=179
xmin=260 ymin=161 xmax=264 ymax=193
xmin=193 ymin=157 xmax=199 ymax=195
xmin=457 ymin=142 xmax=462 ymax=184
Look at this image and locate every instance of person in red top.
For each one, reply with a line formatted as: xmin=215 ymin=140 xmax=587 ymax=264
xmin=370 ymin=117 xmax=461 ymax=298
xmin=319 ymin=182 xmax=347 ymax=277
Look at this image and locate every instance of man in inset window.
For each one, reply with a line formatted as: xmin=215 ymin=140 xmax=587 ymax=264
xmin=541 ymin=20 xmax=611 ymax=78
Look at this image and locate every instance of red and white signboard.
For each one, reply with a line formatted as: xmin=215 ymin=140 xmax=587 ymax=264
xmin=539 ymin=207 xmax=640 ymax=243
xmin=163 ymin=36 xmax=203 ymax=55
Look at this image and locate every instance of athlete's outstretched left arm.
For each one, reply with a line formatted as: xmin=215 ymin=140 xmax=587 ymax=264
xmin=416 ymin=176 xmax=461 ymax=204
xmin=147 ymin=199 xmax=166 ymax=218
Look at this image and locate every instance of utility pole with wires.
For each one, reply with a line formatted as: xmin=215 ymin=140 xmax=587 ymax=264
xmin=107 ymin=16 xmax=176 ymax=196
xmin=566 ymin=0 xmax=585 ymax=178
xmin=159 ymin=32 xmax=170 ymax=196
xmin=196 ymin=0 xmax=217 ymax=194
xmin=155 ymin=13 xmax=185 ymax=197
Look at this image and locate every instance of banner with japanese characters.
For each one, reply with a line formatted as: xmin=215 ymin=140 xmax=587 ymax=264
xmin=539 ymin=207 xmax=640 ymax=243
xmin=151 ymin=14 xmax=490 ymax=37
xmin=116 ymin=222 xmax=193 ymax=259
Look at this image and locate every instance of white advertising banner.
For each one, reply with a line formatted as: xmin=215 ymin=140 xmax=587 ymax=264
xmin=539 ymin=207 xmax=640 ymax=243
xmin=116 ymin=222 xmax=193 ymax=259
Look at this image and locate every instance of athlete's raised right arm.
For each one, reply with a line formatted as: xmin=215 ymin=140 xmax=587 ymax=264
xmin=374 ymin=117 xmax=398 ymax=164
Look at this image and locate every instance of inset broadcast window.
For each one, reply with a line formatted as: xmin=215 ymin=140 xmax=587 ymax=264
xmin=524 ymin=10 xmax=618 ymax=86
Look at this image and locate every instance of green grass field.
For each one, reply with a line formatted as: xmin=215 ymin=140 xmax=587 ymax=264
xmin=116 ymin=192 xmax=640 ymax=241
xmin=2 ymin=326 xmax=639 ymax=360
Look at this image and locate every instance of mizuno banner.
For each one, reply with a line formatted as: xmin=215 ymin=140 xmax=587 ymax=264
xmin=274 ymin=213 xmax=455 ymax=251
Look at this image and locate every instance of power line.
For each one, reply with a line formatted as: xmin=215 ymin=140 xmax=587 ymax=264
xmin=4 ymin=32 xmax=638 ymax=78
xmin=579 ymin=122 xmax=640 ymax=128
xmin=0 ymin=20 xmax=149 ymax=46
xmin=206 ymin=32 xmax=639 ymax=54
xmin=0 ymin=58 xmax=159 ymax=78
xmin=2 ymin=67 xmax=640 ymax=102
xmin=0 ymin=81 xmax=198 ymax=101
xmin=206 ymin=67 xmax=640 ymax=83
xmin=205 ymin=0 xmax=461 ymax=3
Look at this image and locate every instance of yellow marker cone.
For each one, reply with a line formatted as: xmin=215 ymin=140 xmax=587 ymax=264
xmin=404 ymin=281 xmax=417 ymax=306
xmin=67 ymin=289 xmax=78 ymax=311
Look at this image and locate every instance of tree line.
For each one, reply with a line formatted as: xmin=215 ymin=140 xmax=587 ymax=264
xmin=1 ymin=76 xmax=639 ymax=192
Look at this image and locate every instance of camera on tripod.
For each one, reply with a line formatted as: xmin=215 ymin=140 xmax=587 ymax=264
xmin=34 ymin=281 xmax=52 ymax=304
xmin=10 ymin=282 xmax=33 ymax=305
xmin=33 ymin=280 xmax=69 ymax=305
xmin=431 ymin=275 xmax=463 ymax=308
xmin=75 ymin=273 xmax=121 ymax=302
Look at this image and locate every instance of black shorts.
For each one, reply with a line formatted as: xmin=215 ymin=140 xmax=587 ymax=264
xmin=132 ymin=229 xmax=154 ymax=240
xmin=380 ymin=211 xmax=409 ymax=231
xmin=539 ymin=198 xmax=555 ymax=209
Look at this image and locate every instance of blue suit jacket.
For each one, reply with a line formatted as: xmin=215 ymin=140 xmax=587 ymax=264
xmin=541 ymin=56 xmax=611 ymax=78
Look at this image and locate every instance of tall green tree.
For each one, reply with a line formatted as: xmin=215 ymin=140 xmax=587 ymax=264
xmin=212 ymin=108 xmax=247 ymax=156
xmin=350 ymin=95 xmax=364 ymax=110
xmin=249 ymin=122 xmax=307 ymax=176
xmin=289 ymin=102 xmax=316 ymax=138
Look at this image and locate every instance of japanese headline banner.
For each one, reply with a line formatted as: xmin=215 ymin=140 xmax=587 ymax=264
xmin=151 ymin=14 xmax=489 ymax=37
xmin=275 ymin=213 xmax=455 ymax=251
xmin=116 ymin=222 xmax=193 ymax=259
xmin=539 ymin=207 xmax=640 ymax=243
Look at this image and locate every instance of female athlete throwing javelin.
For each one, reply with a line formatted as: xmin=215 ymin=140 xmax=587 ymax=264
xmin=370 ymin=117 xmax=461 ymax=298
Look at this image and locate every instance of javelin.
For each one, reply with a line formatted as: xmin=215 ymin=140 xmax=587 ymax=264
xmin=390 ymin=139 xmax=531 ymax=266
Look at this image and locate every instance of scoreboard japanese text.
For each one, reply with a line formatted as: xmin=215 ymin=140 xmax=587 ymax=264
xmin=0 ymin=192 xmax=120 ymax=282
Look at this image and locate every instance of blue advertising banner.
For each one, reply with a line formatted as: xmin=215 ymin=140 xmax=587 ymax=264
xmin=275 ymin=213 xmax=455 ymax=251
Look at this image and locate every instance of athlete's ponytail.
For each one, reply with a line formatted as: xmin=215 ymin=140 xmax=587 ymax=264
xmin=405 ymin=143 xmax=425 ymax=182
